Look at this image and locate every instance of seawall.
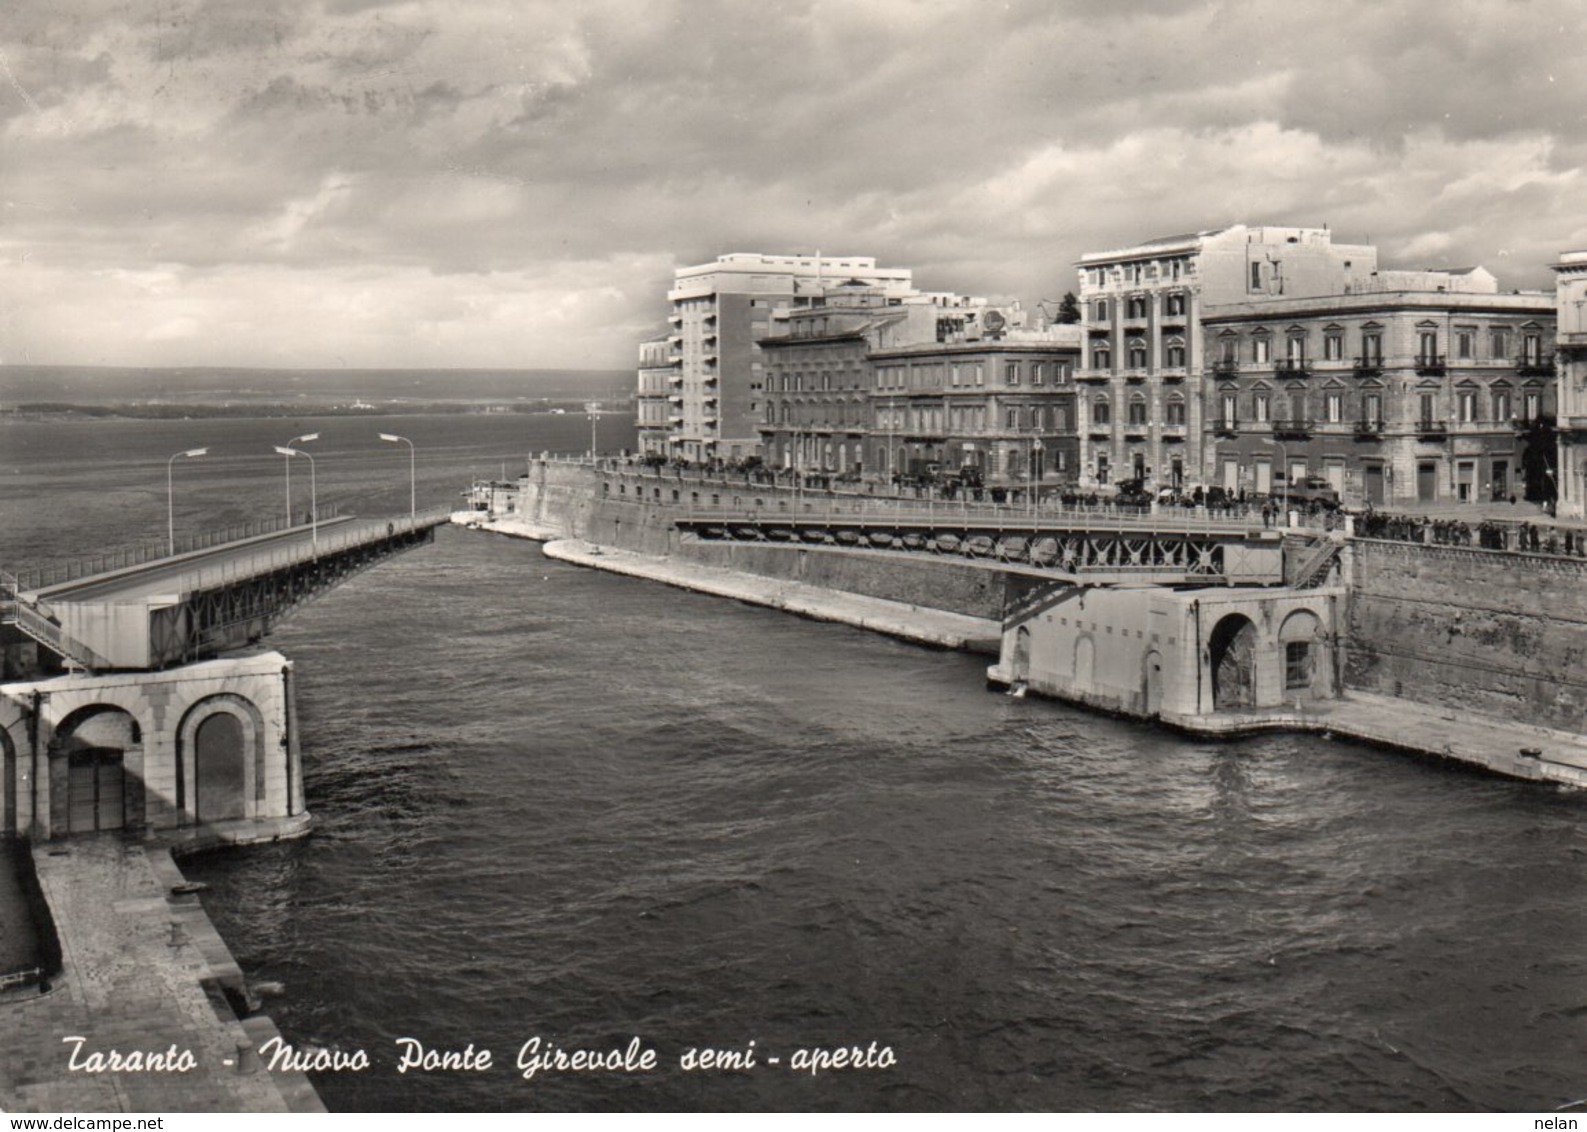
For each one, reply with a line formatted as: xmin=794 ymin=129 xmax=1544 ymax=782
xmin=1342 ymin=539 xmax=1587 ymax=733
xmin=0 ymin=838 xmax=323 ymax=1113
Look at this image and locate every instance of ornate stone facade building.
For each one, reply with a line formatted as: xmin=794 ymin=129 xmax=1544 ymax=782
xmin=1202 ymin=282 xmax=1555 ymax=506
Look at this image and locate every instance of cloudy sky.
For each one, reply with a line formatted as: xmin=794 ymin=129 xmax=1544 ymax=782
xmin=3 ymin=0 xmax=1585 ymax=373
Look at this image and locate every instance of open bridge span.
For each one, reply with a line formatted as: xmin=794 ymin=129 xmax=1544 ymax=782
xmin=2 ymin=508 xmax=451 ymax=672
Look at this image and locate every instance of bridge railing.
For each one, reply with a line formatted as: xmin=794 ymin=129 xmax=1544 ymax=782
xmin=151 ymin=507 xmax=454 ymax=598
xmin=6 ymin=505 xmax=355 ymax=592
xmin=14 ymin=506 xmax=449 ymax=597
xmin=675 ymin=497 xmax=1264 ymax=538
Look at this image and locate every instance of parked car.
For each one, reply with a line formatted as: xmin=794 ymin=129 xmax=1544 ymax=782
xmin=1282 ymin=475 xmax=1341 ymax=509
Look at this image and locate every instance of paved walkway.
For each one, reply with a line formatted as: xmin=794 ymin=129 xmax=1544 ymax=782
xmin=1165 ymin=690 xmax=1587 ymax=788
xmin=0 ymin=837 xmax=322 ymax=1113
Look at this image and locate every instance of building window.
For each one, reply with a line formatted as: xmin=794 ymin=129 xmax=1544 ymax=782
xmin=1127 ymin=296 xmax=1147 ymax=319
xmin=1128 ymin=341 xmax=1148 ymax=369
xmin=1491 ymin=329 xmax=1510 ymax=359
xmin=1457 ymin=330 xmax=1475 ymax=359
xmin=1362 ymin=331 xmax=1382 ymax=362
xmin=1492 ymin=389 xmax=1512 ymax=421
xmin=1096 ymin=454 xmax=1110 ymax=484
xmin=1419 ymin=331 xmax=1438 ymax=362
xmin=1006 ymin=363 xmax=1021 ymax=385
xmin=1092 ymin=346 xmax=1111 ymax=370
xmin=1253 ymin=337 xmax=1271 ymax=364
xmin=1325 ymin=392 xmax=1342 ymax=423
xmin=1324 ymin=334 xmax=1343 ymax=361
xmin=1006 ymin=407 xmax=1019 ymax=428
xmin=1419 ymin=392 xmax=1436 ymax=424
xmin=1287 ymin=336 xmax=1306 ymax=362
xmin=1093 ymin=299 xmax=1108 ymax=322
xmin=1128 ymin=398 xmax=1148 ymax=425
xmin=1525 ymin=390 xmax=1542 ymax=421
xmin=1363 ymin=392 xmax=1382 ymax=424
xmin=1164 ymin=293 xmax=1186 ymax=317
xmin=1523 ymin=333 xmax=1544 ymax=364
xmin=1254 ymin=392 xmax=1271 ymax=422
xmin=1092 ymin=398 xmax=1111 ymax=425
xmin=1250 ymin=261 xmax=1262 ymax=291
xmin=1220 ymin=337 xmax=1238 ymax=364
xmin=1165 ymin=341 xmax=1185 ymax=367
xmin=1221 ymin=393 xmax=1237 ymax=425
xmin=1458 ymin=390 xmax=1478 ymax=423
xmin=1032 ymin=363 xmax=1045 ymax=386
xmin=1285 ymin=641 xmax=1312 ymax=690
xmin=1166 ymin=398 xmax=1186 ymax=425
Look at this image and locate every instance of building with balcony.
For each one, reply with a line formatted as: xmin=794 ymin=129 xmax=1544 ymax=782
xmin=1075 ymin=225 xmax=1378 ymax=491
xmin=634 ymin=336 xmax=681 ymax=458
xmin=866 ymin=326 xmax=1082 ymax=490
xmin=1554 ymin=249 xmax=1587 ymax=519
xmin=650 ymin=253 xmax=915 ymax=465
xmin=1201 ymin=280 xmax=1555 ymax=506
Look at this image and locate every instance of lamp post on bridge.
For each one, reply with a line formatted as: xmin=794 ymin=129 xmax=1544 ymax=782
xmin=378 ymin=433 xmax=416 ymax=520
xmin=167 ymin=447 xmax=208 ymax=556
xmin=281 ymin=433 xmax=318 ymax=530
xmin=274 ymin=446 xmax=317 ymax=547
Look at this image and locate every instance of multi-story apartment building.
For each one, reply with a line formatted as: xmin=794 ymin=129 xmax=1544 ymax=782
xmin=651 ymin=253 xmax=915 ymax=465
xmin=634 ymin=336 xmax=680 ymax=458
xmin=1074 ymin=225 xmax=1377 ymax=491
xmin=1553 ymin=249 xmax=1587 ymax=519
xmin=1202 ymin=276 xmax=1555 ymax=506
xmin=868 ymin=328 xmax=1082 ymax=488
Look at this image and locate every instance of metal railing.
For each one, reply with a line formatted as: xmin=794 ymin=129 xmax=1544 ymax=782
xmin=17 ymin=507 xmax=449 ymax=598
xmin=6 ymin=506 xmax=350 ymax=592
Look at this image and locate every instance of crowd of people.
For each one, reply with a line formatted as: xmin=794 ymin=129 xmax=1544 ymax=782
xmin=1356 ymin=509 xmax=1587 ymax=556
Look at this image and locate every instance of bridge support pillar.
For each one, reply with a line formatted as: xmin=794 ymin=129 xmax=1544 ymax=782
xmin=0 ymin=652 xmax=310 ymax=846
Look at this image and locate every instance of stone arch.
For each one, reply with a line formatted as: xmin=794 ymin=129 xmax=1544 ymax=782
xmin=53 ymin=704 xmax=143 ymax=835
xmin=1142 ymin=649 xmax=1164 ymax=718
xmin=1208 ymin=613 xmax=1258 ymax=711
xmin=1278 ymin=608 xmax=1329 ymax=699
xmin=1011 ymin=626 xmax=1032 ymax=683
xmin=1074 ymin=634 xmax=1095 ymax=690
xmin=1 ymin=723 xmax=15 ymax=836
xmin=176 ymin=694 xmax=267 ymax=828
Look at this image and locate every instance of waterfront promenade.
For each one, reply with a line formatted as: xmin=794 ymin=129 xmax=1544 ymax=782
xmin=0 ymin=838 xmax=322 ymax=1113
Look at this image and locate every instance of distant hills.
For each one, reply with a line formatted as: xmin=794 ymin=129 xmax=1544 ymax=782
xmin=0 ymin=365 xmax=633 ymax=418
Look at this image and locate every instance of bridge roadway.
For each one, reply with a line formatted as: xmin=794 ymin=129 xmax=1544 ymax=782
xmin=7 ymin=509 xmax=450 ymax=670
xmin=33 ymin=516 xmax=401 ymax=602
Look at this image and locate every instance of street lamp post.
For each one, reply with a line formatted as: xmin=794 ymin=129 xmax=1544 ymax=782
xmin=281 ymin=433 xmax=318 ymax=529
xmin=167 ymin=447 xmax=208 ymax=556
xmin=378 ymin=433 xmax=416 ymax=520
xmin=274 ymin=446 xmax=317 ymax=546
xmin=1271 ymin=439 xmax=1289 ymax=522
xmin=585 ymin=402 xmax=601 ymax=462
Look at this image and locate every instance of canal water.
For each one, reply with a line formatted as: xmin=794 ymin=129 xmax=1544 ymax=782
xmin=5 ymin=409 xmax=1587 ymax=1112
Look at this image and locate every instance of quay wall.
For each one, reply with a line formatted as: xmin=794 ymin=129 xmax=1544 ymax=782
xmin=517 ymin=461 xmax=1014 ymax=618
xmin=1342 ymin=539 xmax=1587 ymax=732
xmin=519 ymin=461 xmax=1587 ymax=735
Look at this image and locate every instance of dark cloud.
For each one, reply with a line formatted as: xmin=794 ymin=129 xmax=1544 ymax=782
xmin=2 ymin=0 xmax=1583 ymax=368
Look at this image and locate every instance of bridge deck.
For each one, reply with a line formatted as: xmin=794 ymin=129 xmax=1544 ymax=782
xmin=33 ymin=516 xmax=407 ymax=602
xmin=5 ymin=509 xmax=450 ymax=671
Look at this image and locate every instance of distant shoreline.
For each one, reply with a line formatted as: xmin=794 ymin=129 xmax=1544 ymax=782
xmin=0 ymin=399 xmax=627 ymax=421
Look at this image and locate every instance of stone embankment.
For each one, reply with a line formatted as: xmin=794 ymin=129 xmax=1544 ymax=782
xmin=0 ymin=838 xmax=322 ymax=1113
xmin=456 ymin=514 xmax=1000 ymax=652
